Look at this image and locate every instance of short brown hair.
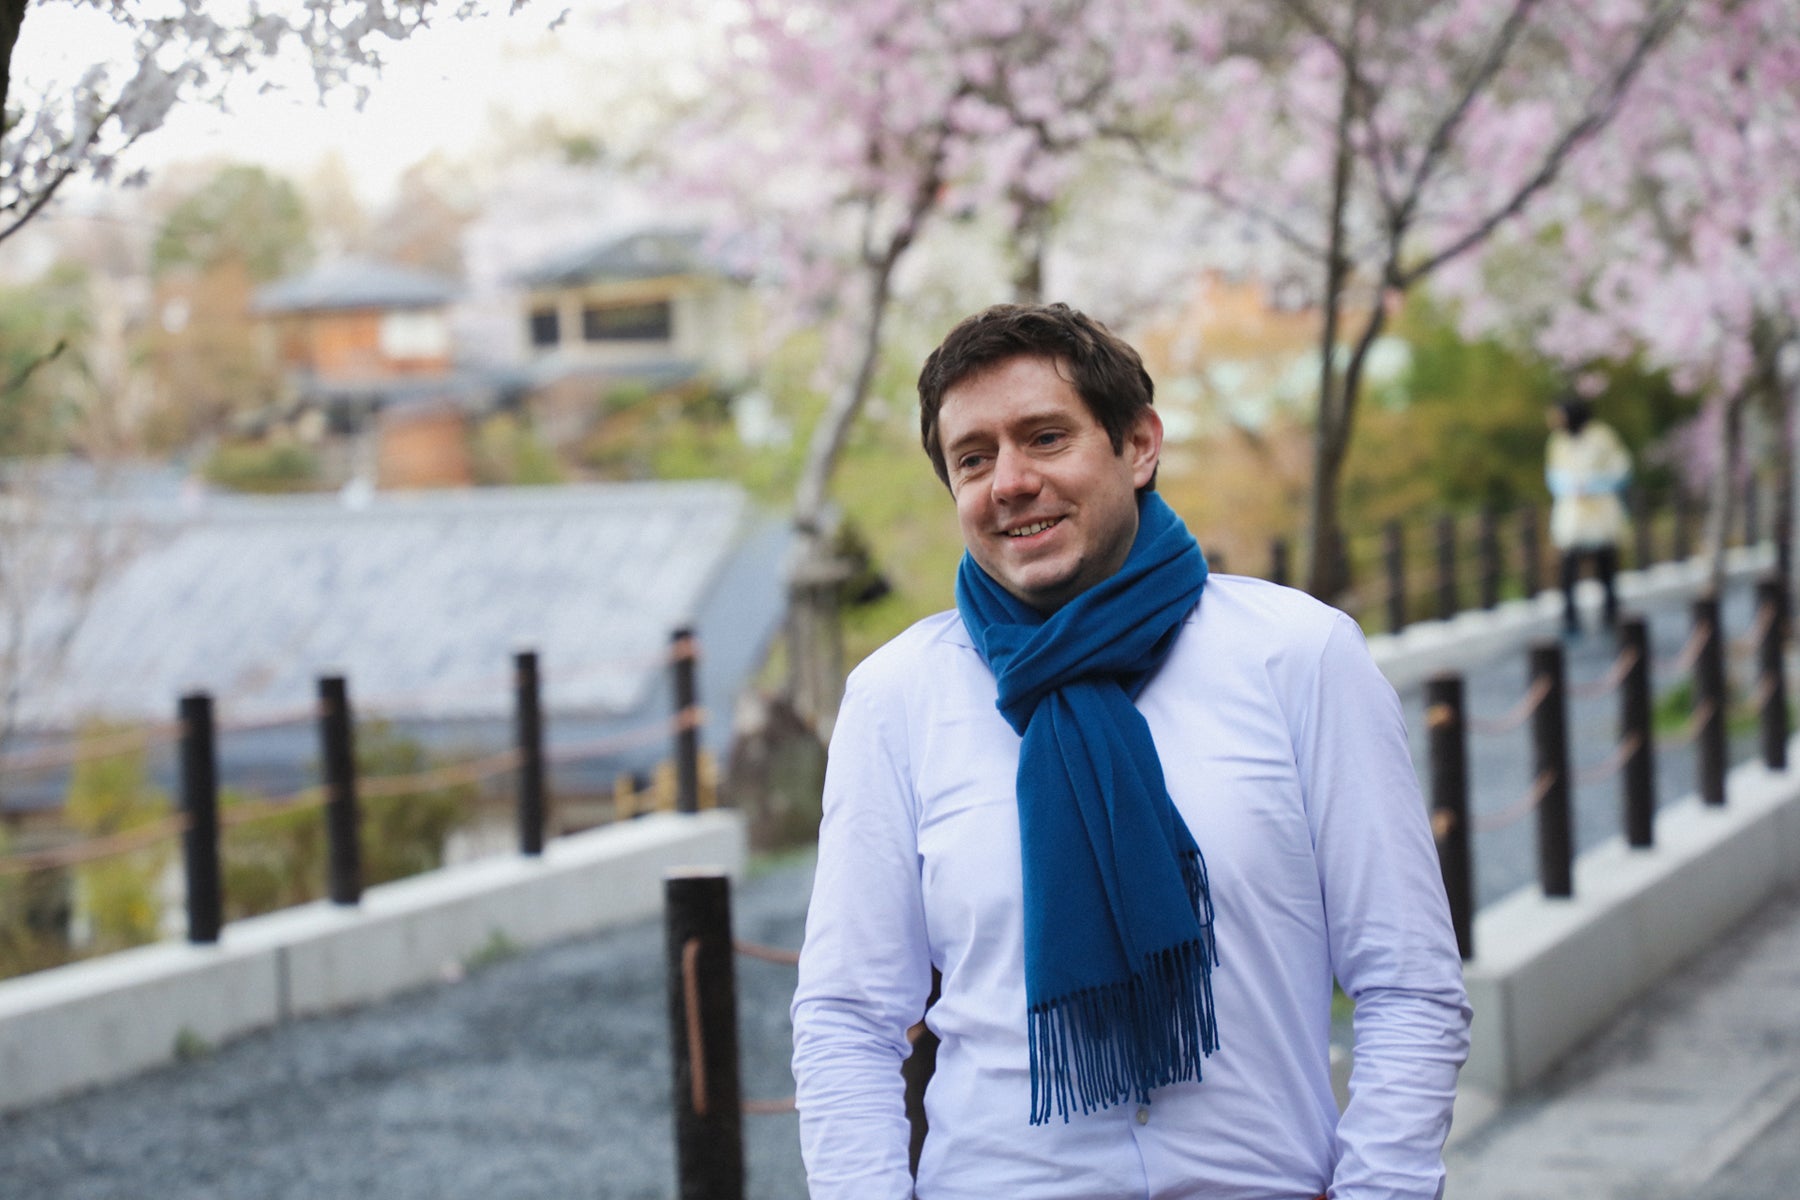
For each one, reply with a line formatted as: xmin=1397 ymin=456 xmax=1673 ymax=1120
xmin=917 ymin=302 xmax=1156 ymax=488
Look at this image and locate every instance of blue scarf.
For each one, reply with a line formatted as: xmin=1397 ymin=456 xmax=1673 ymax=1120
xmin=955 ymin=492 xmax=1219 ymax=1125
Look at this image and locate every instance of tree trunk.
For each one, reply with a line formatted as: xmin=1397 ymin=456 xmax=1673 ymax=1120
xmin=782 ymin=255 xmax=901 ymax=736
xmin=1705 ymin=387 xmax=1749 ymax=597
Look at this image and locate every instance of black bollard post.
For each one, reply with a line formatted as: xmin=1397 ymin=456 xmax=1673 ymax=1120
xmin=318 ymin=675 xmax=362 ymax=905
xmin=1519 ymin=504 xmax=1544 ymax=600
xmin=1529 ymin=640 xmax=1574 ymax=898
xmin=671 ymin=628 xmax=701 ymax=814
xmin=1269 ymin=537 xmax=1290 ymax=588
xmin=1630 ymin=486 xmax=1654 ymax=570
xmin=1692 ymin=597 xmax=1727 ymax=807
xmin=1436 ymin=515 xmax=1458 ymax=621
xmin=1619 ymin=616 xmax=1656 ymax=848
xmin=665 ymin=870 xmax=745 ymax=1200
xmin=1384 ymin=520 xmax=1407 ymax=634
xmin=1674 ymin=489 xmax=1694 ymax=560
xmin=515 ymin=651 xmax=547 ymax=855
xmin=179 ymin=692 xmax=223 ymax=944
xmin=1756 ymin=577 xmax=1788 ymax=771
xmin=1426 ymin=673 xmax=1473 ymax=960
xmin=1478 ymin=509 xmax=1500 ymax=610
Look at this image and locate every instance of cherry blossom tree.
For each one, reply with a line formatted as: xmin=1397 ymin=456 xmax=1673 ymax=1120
xmin=1142 ymin=0 xmax=1688 ymax=599
xmin=0 ymin=0 xmax=513 ymax=249
xmin=655 ymin=0 xmax=1182 ymax=726
xmin=1441 ymin=0 xmax=1800 ymax=590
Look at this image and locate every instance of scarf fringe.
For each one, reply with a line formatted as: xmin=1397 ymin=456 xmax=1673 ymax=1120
xmin=1027 ymin=851 xmax=1220 ymax=1126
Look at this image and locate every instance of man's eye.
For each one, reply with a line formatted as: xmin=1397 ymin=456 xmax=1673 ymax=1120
xmin=1033 ymin=431 xmax=1063 ymax=447
xmin=958 ymin=454 xmax=988 ymax=472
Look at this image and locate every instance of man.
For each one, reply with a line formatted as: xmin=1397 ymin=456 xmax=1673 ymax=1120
xmin=791 ymin=303 xmax=1469 ymax=1199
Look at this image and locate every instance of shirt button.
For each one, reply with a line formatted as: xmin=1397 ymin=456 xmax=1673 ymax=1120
xmin=1135 ymin=1106 xmax=1149 ymax=1125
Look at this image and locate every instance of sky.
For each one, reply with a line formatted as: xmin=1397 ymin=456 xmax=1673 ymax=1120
xmin=11 ymin=2 xmax=617 ymax=209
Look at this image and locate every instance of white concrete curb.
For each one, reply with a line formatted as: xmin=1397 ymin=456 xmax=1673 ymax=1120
xmin=0 ymin=809 xmax=746 ymax=1114
xmin=1460 ymin=750 xmax=1800 ymax=1098
xmin=1368 ymin=545 xmax=1773 ymax=691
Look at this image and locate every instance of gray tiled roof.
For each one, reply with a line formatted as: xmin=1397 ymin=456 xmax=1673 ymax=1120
xmin=516 ymin=229 xmax=713 ymax=288
xmin=8 ymin=482 xmax=770 ymax=732
xmin=253 ymin=257 xmax=459 ymax=314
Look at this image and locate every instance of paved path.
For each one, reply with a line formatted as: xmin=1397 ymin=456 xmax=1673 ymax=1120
xmin=1446 ymin=883 xmax=1800 ymax=1199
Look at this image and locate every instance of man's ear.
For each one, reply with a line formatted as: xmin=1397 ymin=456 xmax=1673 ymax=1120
xmin=1128 ymin=408 xmax=1163 ymax=490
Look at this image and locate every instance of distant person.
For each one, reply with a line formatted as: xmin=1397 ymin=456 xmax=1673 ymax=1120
xmin=1546 ymin=395 xmax=1631 ymax=635
xmin=792 ymin=302 xmax=1470 ymax=1198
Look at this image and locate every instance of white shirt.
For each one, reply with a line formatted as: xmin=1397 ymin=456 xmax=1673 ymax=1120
xmin=792 ymin=575 xmax=1470 ymax=1200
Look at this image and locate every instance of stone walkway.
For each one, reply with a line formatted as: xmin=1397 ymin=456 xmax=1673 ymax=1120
xmin=1446 ymin=883 xmax=1800 ymax=1199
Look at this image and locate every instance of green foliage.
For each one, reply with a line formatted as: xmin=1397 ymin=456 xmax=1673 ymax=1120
xmin=471 ymin=413 xmax=565 ymax=486
xmin=64 ymin=723 xmax=172 ymax=953
xmin=221 ymin=788 xmax=323 ymax=921
xmin=0 ymin=260 xmax=92 ymax=457
xmin=152 ymin=165 xmax=313 ymax=282
xmin=172 ymin=1027 xmax=214 ymax=1061
xmin=0 ymin=827 xmax=78 ymax=979
xmin=355 ymin=722 xmax=473 ymax=887
xmin=1345 ymin=296 xmax=1703 ymax=534
xmin=203 ymin=441 xmax=320 ymax=494
xmin=464 ymin=928 xmax=520 ymax=972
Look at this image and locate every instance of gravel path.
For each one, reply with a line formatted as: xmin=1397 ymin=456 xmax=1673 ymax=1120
xmin=0 ymin=856 xmax=816 ymax=1200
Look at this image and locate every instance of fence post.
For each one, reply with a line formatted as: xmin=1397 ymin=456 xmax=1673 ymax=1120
xmin=1756 ymin=577 xmax=1788 ymax=772
xmin=1269 ymin=537 xmax=1290 ymax=588
xmin=1425 ymin=673 xmax=1473 ymax=959
xmin=515 ymin=650 xmax=547 ymax=855
xmin=179 ymin=692 xmax=223 ymax=944
xmin=1529 ymin=640 xmax=1574 ymax=898
xmin=318 ymin=675 xmax=362 ymax=905
xmin=1384 ymin=520 xmax=1406 ymax=634
xmin=1519 ymin=505 xmax=1543 ymax=600
xmin=1674 ymin=489 xmax=1694 ymax=561
xmin=1436 ymin=515 xmax=1458 ymax=621
xmin=1478 ymin=509 xmax=1500 ymax=610
xmin=1692 ymin=596 xmax=1727 ymax=807
xmin=1630 ymin=486 xmax=1654 ymax=570
xmin=1619 ymin=615 xmax=1656 ymax=848
xmin=665 ymin=870 xmax=745 ymax=1200
xmin=671 ymin=628 xmax=701 ymax=815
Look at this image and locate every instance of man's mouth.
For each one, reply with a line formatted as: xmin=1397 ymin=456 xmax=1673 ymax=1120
xmin=1005 ymin=518 xmax=1062 ymax=538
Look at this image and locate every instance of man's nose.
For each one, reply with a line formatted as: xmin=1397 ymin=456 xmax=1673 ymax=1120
xmin=991 ymin=444 xmax=1041 ymax=501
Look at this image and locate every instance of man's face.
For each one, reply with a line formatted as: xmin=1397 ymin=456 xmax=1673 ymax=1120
xmin=937 ymin=355 xmax=1161 ymax=613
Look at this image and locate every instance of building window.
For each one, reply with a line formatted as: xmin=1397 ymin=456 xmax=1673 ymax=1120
xmin=528 ymin=307 xmax=560 ymax=347
xmin=582 ymin=300 xmax=672 ymax=342
xmin=379 ymin=310 xmax=450 ymax=360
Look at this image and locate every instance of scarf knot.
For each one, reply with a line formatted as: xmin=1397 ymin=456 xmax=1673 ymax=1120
xmin=957 ymin=492 xmax=1221 ymax=1125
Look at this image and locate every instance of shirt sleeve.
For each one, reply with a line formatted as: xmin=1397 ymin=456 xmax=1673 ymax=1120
xmin=791 ymin=663 xmax=933 ymax=1199
xmin=1300 ymin=613 xmax=1472 ymax=1200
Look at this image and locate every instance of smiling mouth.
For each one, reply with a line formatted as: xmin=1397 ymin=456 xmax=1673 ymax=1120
xmin=1005 ymin=518 xmax=1062 ymax=538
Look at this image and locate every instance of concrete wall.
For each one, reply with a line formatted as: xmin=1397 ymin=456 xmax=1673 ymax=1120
xmin=0 ymin=810 xmax=745 ymax=1114
xmin=1460 ymin=754 xmax=1800 ymax=1097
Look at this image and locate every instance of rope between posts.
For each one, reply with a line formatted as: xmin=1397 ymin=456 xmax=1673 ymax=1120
xmin=682 ymin=936 xmax=708 ymax=1117
xmin=1473 ymin=770 xmax=1556 ymax=833
xmin=547 ymin=709 xmax=702 ymax=764
xmin=0 ymin=722 xmax=183 ymax=778
xmin=0 ymin=812 xmax=189 ymax=877
xmin=1662 ymin=698 xmax=1718 ymax=749
xmin=218 ymin=787 xmax=329 ymax=827
xmin=734 ymin=939 xmax=801 ymax=966
xmin=1575 ymin=733 xmax=1642 ymax=786
xmin=1664 ymin=621 xmax=1712 ymax=678
xmin=1467 ymin=677 xmax=1552 ymax=736
xmin=358 ymin=749 xmax=523 ymax=800
xmin=1569 ymin=646 xmax=1640 ymax=700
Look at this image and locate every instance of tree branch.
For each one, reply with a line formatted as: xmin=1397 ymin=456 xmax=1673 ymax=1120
xmin=1397 ymin=0 xmax=1688 ymax=288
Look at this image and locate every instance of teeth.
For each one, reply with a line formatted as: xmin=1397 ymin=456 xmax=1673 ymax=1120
xmin=1007 ymin=520 xmax=1057 ymax=537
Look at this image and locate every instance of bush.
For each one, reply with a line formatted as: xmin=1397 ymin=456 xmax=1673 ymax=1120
xmin=204 ymin=440 xmax=319 ymax=493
